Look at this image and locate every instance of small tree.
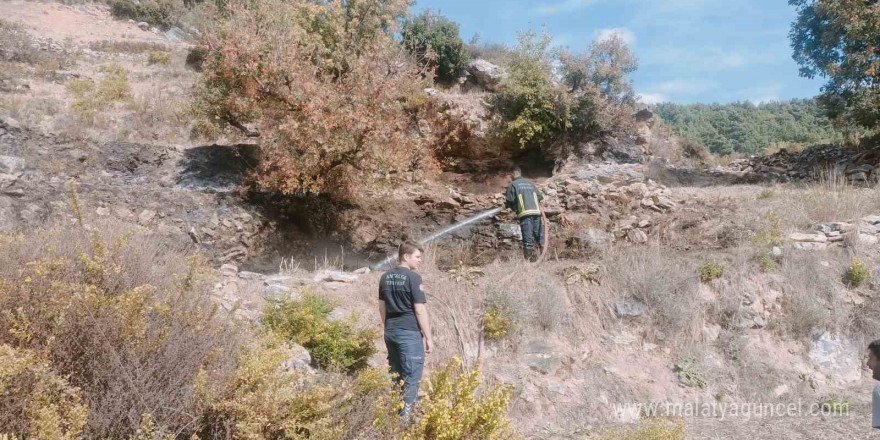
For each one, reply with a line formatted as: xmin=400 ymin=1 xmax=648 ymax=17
xmin=402 ymin=10 xmax=471 ymax=83
xmin=558 ymin=33 xmax=638 ymax=104
xmin=790 ymin=0 xmax=880 ymax=129
xmin=494 ymin=30 xmax=570 ymax=149
xmin=194 ymin=0 xmax=431 ymax=201
xmin=558 ymin=34 xmax=638 ymax=141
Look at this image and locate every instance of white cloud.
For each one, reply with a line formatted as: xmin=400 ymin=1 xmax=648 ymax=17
xmin=595 ymin=27 xmax=637 ymax=46
xmin=750 ymin=96 xmax=780 ymax=105
xmin=532 ymin=0 xmax=598 ymax=16
xmin=737 ymin=84 xmax=783 ymax=104
xmin=637 ymin=93 xmax=668 ymax=105
xmin=640 ymin=45 xmax=775 ymax=72
xmin=656 ymin=79 xmax=719 ymax=95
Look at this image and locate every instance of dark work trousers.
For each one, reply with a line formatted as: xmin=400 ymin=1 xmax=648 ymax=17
xmin=519 ymin=214 xmax=545 ymax=260
xmin=384 ymin=327 xmax=425 ymax=413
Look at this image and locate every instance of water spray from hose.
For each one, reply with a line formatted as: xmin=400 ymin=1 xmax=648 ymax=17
xmin=370 ymin=207 xmax=504 ymax=271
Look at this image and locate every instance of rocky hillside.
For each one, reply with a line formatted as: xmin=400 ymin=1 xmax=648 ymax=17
xmin=3 ymin=3 xmax=880 ymax=439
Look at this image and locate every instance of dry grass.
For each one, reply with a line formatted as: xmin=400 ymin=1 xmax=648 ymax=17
xmin=601 ymin=246 xmax=702 ymax=342
xmin=586 ymin=418 xmax=686 ymax=440
xmin=765 ymin=141 xmax=810 ymax=156
xmin=770 ymin=170 xmax=880 ymax=229
xmin=147 ymin=50 xmax=172 ymax=65
xmin=0 ymin=221 xmax=245 ymax=438
xmin=88 ymin=40 xmax=170 ymax=54
xmin=712 ymin=152 xmax=747 ymax=167
xmin=0 ymin=95 xmax=64 ymax=132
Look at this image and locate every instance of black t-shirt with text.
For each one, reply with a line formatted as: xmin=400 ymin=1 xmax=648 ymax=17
xmin=379 ymin=266 xmax=425 ymax=332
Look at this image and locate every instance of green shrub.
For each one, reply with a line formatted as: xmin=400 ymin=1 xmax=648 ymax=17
xmin=698 ymin=260 xmax=725 ymax=283
xmin=483 ymin=307 xmax=513 ymax=340
xmin=262 ymin=293 xmax=376 ymax=372
xmin=404 ymin=357 xmax=517 ymax=440
xmin=845 ymin=258 xmax=870 ymax=287
xmin=194 ymin=334 xmax=340 ymax=440
xmin=758 ymin=248 xmax=776 ymax=272
xmin=147 ymin=50 xmax=171 ymax=65
xmin=109 ymin=0 xmax=184 ymax=30
xmin=0 ymin=224 xmax=240 ymax=439
xmin=494 ymin=30 xmax=569 ymax=149
xmin=0 ymin=345 xmax=88 ymax=440
xmin=402 ymin=10 xmax=471 ymax=83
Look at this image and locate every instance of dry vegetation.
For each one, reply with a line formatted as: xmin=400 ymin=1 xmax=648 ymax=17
xmin=0 ymin=219 xmax=516 ymax=439
xmin=0 ymin=16 xmax=195 ymax=145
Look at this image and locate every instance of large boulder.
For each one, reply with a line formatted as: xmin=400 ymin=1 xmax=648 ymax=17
xmin=464 ymin=59 xmax=507 ymax=92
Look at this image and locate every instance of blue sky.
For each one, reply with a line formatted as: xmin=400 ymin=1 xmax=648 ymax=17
xmin=413 ymin=0 xmax=827 ymax=105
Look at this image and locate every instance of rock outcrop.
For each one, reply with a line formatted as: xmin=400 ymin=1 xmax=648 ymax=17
xmin=462 ymin=59 xmax=507 ymax=92
xmin=726 ymin=143 xmax=880 ymax=183
xmin=789 ymin=215 xmax=880 ymax=250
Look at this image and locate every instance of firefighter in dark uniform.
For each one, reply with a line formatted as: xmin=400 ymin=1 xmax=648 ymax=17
xmin=505 ymin=167 xmax=545 ymax=261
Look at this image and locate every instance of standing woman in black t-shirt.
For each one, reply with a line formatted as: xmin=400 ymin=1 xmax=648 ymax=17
xmin=378 ymin=241 xmax=433 ymax=420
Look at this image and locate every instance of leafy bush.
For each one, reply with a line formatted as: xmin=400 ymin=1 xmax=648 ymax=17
xmin=109 ymin=0 xmax=185 ymax=30
xmin=0 ymin=345 xmax=88 ymax=440
xmin=558 ymin=33 xmax=638 ymax=104
xmin=194 ymin=0 xmax=430 ymax=201
xmin=845 ymin=258 xmax=870 ymax=287
xmin=147 ymin=50 xmax=171 ymax=65
xmin=697 ymin=260 xmax=725 ymax=282
xmin=494 ymin=30 xmax=569 ymax=150
xmin=262 ymin=293 xmax=376 ymax=372
xmin=194 ymin=335 xmax=340 ymax=440
xmin=402 ymin=10 xmax=471 ymax=83
xmin=404 ymin=357 xmax=516 ymax=440
xmin=0 ymin=224 xmax=242 ymax=438
xmin=483 ymin=307 xmax=513 ymax=340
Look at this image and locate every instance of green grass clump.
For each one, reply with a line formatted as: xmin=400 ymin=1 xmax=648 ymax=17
xmin=483 ymin=307 xmax=513 ymax=340
xmin=147 ymin=50 xmax=171 ymax=65
xmin=758 ymin=248 xmax=776 ymax=272
xmin=845 ymin=258 xmax=870 ymax=287
xmin=261 ymin=292 xmax=376 ymax=372
xmin=751 ymin=212 xmax=783 ymax=247
xmin=66 ymin=64 xmax=131 ymax=124
xmin=698 ymin=260 xmax=725 ymax=283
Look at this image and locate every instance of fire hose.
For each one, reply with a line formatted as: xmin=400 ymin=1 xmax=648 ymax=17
xmin=369 ymin=206 xmax=550 ymax=271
